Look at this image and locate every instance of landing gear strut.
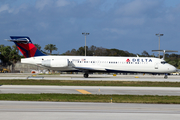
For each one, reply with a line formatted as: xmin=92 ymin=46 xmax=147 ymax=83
xmin=84 ymin=74 xmax=89 ymax=78
xmin=164 ymin=74 xmax=168 ymax=79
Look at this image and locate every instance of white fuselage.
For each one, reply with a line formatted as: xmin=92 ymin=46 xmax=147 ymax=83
xmin=21 ymin=56 xmax=176 ymax=74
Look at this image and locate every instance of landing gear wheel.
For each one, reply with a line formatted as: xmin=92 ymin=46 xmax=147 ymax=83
xmin=84 ymin=74 xmax=89 ymax=78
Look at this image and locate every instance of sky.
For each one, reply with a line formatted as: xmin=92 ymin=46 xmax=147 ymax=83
xmin=1 ymin=0 xmax=180 ymax=56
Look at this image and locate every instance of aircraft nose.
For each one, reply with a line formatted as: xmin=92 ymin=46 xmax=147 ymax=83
xmin=169 ymin=65 xmax=177 ymax=73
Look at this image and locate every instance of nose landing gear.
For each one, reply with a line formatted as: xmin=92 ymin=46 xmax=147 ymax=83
xmin=164 ymin=74 xmax=168 ymax=79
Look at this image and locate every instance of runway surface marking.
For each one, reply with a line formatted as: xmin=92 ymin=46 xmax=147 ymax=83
xmin=76 ymin=89 xmax=91 ymax=94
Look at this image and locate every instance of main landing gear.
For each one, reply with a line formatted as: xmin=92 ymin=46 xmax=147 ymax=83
xmin=84 ymin=73 xmax=89 ymax=78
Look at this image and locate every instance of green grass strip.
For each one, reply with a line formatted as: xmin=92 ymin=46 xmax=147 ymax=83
xmin=1 ymin=94 xmax=180 ymax=104
xmin=1 ymin=80 xmax=180 ymax=87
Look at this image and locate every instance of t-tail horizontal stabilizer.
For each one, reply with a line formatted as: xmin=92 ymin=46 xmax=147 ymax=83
xmin=7 ymin=36 xmax=46 ymax=58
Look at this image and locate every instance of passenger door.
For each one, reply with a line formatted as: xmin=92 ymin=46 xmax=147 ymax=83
xmin=154 ymin=63 xmax=158 ymax=69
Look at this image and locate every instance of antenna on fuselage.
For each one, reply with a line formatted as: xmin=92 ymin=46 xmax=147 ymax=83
xmin=152 ymin=50 xmax=178 ymax=60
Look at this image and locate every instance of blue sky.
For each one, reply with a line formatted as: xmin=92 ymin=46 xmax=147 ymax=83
xmin=1 ymin=0 xmax=180 ymax=55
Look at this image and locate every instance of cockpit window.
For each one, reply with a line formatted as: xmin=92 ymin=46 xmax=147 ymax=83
xmin=161 ymin=61 xmax=167 ymax=64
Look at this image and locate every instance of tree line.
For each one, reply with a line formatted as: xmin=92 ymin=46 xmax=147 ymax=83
xmin=63 ymin=45 xmax=136 ymax=56
xmin=1 ymin=44 xmax=180 ymax=71
xmin=63 ymin=45 xmax=155 ymax=57
xmin=0 ymin=45 xmax=21 ymax=72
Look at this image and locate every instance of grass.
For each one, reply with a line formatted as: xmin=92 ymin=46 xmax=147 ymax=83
xmin=1 ymin=80 xmax=180 ymax=87
xmin=1 ymin=94 xmax=180 ymax=104
xmin=1 ymin=80 xmax=180 ymax=104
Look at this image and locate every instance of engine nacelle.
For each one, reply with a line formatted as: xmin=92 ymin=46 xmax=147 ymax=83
xmin=41 ymin=59 xmax=68 ymax=68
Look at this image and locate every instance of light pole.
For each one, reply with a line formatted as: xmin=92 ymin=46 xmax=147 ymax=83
xmin=82 ymin=32 xmax=89 ymax=56
xmin=155 ymin=33 xmax=164 ymax=58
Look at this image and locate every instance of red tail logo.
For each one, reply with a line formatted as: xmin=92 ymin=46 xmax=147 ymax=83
xmin=10 ymin=36 xmax=46 ymax=58
xmin=126 ymin=59 xmax=130 ymax=62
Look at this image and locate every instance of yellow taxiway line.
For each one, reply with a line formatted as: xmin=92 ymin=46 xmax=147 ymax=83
xmin=76 ymin=89 xmax=91 ymax=94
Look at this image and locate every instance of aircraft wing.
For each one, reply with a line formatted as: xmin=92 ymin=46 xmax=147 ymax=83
xmin=74 ymin=66 xmax=106 ymax=71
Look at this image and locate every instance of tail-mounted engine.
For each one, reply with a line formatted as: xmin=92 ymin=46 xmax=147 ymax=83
xmin=41 ymin=59 xmax=68 ymax=68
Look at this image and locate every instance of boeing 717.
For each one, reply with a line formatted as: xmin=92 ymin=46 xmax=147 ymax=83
xmin=8 ymin=36 xmax=176 ymax=78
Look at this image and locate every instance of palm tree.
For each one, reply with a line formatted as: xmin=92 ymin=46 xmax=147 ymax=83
xmin=44 ymin=44 xmax=58 ymax=54
xmin=0 ymin=45 xmax=21 ymax=72
xmin=34 ymin=44 xmax=41 ymax=50
xmin=35 ymin=44 xmax=46 ymax=54
xmin=0 ymin=45 xmax=5 ymax=53
xmin=12 ymin=45 xmax=19 ymax=54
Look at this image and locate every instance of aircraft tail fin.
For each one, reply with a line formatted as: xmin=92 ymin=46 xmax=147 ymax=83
xmin=8 ymin=36 xmax=46 ymax=58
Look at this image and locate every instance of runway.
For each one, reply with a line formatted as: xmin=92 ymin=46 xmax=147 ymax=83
xmin=1 ymin=73 xmax=180 ymax=82
xmin=0 ymin=101 xmax=180 ymax=120
xmin=1 ymin=76 xmax=180 ymax=82
xmin=1 ymin=85 xmax=180 ymax=96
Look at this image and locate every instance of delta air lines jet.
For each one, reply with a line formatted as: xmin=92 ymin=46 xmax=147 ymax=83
xmin=8 ymin=36 xmax=176 ymax=78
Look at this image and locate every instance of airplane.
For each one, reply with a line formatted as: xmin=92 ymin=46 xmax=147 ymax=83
xmin=8 ymin=36 xmax=177 ymax=78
